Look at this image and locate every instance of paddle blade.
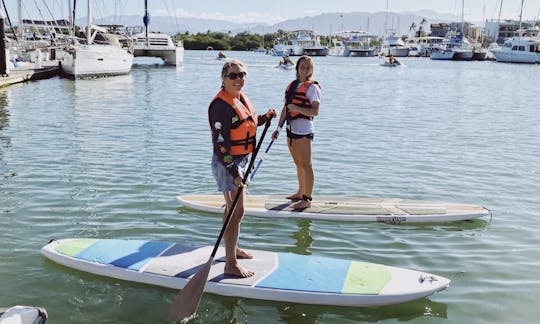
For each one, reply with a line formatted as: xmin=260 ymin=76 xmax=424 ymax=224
xmin=169 ymin=258 xmax=213 ymax=322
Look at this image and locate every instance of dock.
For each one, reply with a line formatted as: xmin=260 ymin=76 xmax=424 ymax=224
xmin=0 ymin=62 xmax=60 ymax=88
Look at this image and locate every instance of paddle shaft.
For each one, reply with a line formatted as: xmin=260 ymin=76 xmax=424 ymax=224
xmin=169 ymin=117 xmax=273 ymax=321
xmin=249 ymin=115 xmax=287 ymax=183
xmin=210 ymin=117 xmax=272 ymax=257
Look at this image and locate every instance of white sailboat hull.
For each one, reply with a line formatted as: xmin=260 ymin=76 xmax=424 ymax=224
xmin=348 ymin=49 xmax=375 ymax=57
xmin=133 ymin=47 xmax=184 ymax=65
xmin=387 ymin=47 xmax=410 ymax=57
xmin=61 ymin=44 xmax=133 ymax=78
xmin=451 ymin=49 xmax=473 ymax=61
xmin=132 ymin=32 xmax=184 ymax=66
xmin=430 ymin=49 xmax=454 ymax=60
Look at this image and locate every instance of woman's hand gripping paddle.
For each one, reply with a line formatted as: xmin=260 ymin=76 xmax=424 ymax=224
xmin=169 ymin=117 xmax=274 ymax=322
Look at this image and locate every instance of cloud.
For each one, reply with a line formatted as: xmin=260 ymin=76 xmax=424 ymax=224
xmin=152 ymin=8 xmax=287 ymax=24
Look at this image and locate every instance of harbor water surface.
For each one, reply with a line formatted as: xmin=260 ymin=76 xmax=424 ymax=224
xmin=1 ymin=51 xmax=539 ymax=323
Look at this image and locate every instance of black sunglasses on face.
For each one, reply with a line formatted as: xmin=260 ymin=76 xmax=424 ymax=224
xmin=226 ymin=72 xmax=246 ymax=80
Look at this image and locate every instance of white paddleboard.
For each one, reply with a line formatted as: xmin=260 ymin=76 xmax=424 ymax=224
xmin=41 ymin=238 xmax=450 ymax=307
xmin=177 ymin=194 xmax=490 ymax=223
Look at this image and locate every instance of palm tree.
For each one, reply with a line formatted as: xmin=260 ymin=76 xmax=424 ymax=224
xmin=418 ymin=18 xmax=427 ymax=37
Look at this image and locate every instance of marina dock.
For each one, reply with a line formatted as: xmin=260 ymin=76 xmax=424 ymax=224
xmin=0 ymin=61 xmax=60 ymax=88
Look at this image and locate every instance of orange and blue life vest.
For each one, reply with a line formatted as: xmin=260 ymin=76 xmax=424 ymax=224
xmin=285 ymin=80 xmax=320 ymax=120
xmin=209 ymin=90 xmax=257 ymax=156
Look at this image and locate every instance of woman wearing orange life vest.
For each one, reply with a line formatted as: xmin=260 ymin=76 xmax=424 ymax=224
xmin=209 ymin=59 xmax=276 ymax=278
xmin=273 ymin=55 xmax=321 ymax=210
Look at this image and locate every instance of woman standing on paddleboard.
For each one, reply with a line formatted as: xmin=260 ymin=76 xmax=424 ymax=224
xmin=209 ymin=60 xmax=276 ymax=278
xmin=274 ymin=55 xmax=321 ymax=210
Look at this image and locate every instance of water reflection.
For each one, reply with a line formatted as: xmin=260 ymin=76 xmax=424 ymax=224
xmin=275 ymin=298 xmax=447 ymax=323
xmin=0 ymin=90 xmax=11 ymax=152
xmin=285 ymin=219 xmax=314 ymax=255
xmin=199 ymin=296 xmax=448 ymax=323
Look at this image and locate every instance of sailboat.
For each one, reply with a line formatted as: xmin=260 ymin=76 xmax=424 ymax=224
xmin=430 ymin=0 xmax=473 ymax=61
xmin=381 ymin=0 xmax=411 ymax=57
xmin=132 ymin=0 xmax=184 ymax=66
xmin=61 ymin=0 xmax=134 ymax=78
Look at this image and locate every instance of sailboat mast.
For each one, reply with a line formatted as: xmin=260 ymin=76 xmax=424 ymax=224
xmin=144 ymin=0 xmax=150 ymax=47
xmin=518 ymin=0 xmax=524 ymax=36
xmin=384 ymin=0 xmax=388 ymax=35
xmin=69 ymin=0 xmax=74 ymax=38
xmin=17 ymin=0 xmax=22 ymax=40
xmin=496 ymin=0 xmax=503 ymax=42
xmin=461 ymin=0 xmax=465 ymax=35
xmin=86 ymin=0 xmax=91 ymax=44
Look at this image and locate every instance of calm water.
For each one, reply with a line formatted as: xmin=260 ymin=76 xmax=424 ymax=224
xmin=1 ymin=51 xmax=539 ymax=323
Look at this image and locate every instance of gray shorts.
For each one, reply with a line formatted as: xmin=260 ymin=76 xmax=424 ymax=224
xmin=211 ymin=154 xmax=249 ymax=192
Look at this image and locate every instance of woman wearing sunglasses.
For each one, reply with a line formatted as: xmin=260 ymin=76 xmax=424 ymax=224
xmin=274 ymin=55 xmax=321 ymax=211
xmin=208 ymin=59 xmax=276 ymax=278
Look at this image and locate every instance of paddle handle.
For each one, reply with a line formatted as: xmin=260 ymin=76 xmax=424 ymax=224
xmin=210 ymin=117 xmax=273 ymax=258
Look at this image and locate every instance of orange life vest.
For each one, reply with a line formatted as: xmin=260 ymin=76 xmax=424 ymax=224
xmin=209 ymin=90 xmax=257 ymax=156
xmin=285 ymin=80 xmax=320 ymax=119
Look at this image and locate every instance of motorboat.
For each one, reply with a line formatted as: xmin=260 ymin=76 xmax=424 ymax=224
xmin=491 ymin=0 xmax=540 ymax=63
xmin=271 ymin=42 xmax=303 ymax=57
xmin=406 ymin=36 xmax=447 ymax=57
xmin=327 ymin=39 xmax=346 ymax=56
xmin=491 ymin=36 xmax=540 ymax=63
xmin=332 ymin=31 xmax=377 ymax=57
xmin=429 ymin=47 xmax=455 ymax=60
xmin=295 ymin=30 xmax=328 ymax=56
xmin=272 ymin=30 xmax=327 ymax=56
xmin=472 ymin=47 xmax=489 ymax=61
xmin=429 ymin=34 xmax=473 ymax=61
xmin=272 ymin=32 xmax=303 ymax=56
xmin=381 ymin=33 xmax=410 ymax=57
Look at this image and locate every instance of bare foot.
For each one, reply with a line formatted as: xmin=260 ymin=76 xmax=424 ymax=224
xmin=292 ymin=199 xmax=311 ymax=211
xmin=286 ymin=193 xmax=302 ymax=201
xmin=224 ymin=263 xmax=255 ymax=278
xmin=236 ymin=248 xmax=253 ymax=259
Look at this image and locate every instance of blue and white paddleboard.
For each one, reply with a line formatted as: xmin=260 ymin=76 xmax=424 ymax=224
xmin=177 ymin=194 xmax=490 ymax=223
xmin=42 ymin=238 xmax=450 ymax=307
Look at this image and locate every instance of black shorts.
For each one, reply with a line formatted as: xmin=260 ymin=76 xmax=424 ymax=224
xmin=286 ymin=129 xmax=314 ymax=140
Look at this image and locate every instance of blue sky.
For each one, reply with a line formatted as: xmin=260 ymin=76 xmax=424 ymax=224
xmin=3 ymin=0 xmax=540 ymax=24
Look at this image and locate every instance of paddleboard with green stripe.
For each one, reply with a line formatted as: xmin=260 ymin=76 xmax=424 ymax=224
xmin=42 ymin=238 xmax=450 ymax=307
xmin=177 ymin=194 xmax=490 ymax=223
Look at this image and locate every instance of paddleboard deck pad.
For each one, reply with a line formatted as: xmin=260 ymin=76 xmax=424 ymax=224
xmin=177 ymin=194 xmax=490 ymax=223
xmin=42 ymin=238 xmax=450 ymax=307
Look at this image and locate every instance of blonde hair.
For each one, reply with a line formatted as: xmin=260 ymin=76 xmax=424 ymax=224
xmin=295 ymin=55 xmax=314 ymax=80
xmin=221 ymin=59 xmax=247 ymax=78
xmin=220 ymin=59 xmax=247 ymax=89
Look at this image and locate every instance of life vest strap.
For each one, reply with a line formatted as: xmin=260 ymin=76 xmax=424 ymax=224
xmin=230 ymin=135 xmax=256 ymax=150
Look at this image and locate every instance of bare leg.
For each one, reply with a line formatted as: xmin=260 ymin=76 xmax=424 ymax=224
xmin=222 ymin=190 xmax=254 ymax=277
xmin=288 ymin=139 xmax=305 ymax=200
xmin=289 ymin=137 xmax=313 ymax=210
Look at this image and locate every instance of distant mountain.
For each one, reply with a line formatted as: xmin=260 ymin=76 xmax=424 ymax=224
xmin=84 ymin=10 xmax=468 ymax=37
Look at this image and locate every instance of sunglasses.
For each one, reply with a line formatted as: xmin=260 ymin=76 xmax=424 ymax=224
xmin=226 ymin=71 xmax=246 ymax=80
